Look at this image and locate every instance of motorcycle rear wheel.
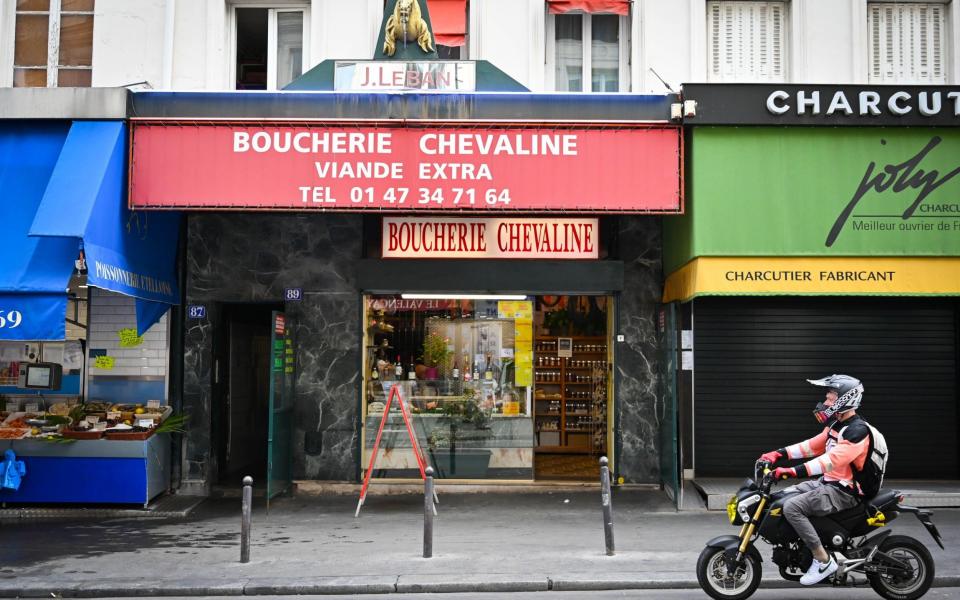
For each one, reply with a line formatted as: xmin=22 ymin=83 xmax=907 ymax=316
xmin=867 ymin=534 xmax=935 ymax=600
xmin=696 ymin=546 xmax=762 ymax=600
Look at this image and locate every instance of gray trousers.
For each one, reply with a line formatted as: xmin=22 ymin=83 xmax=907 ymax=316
xmin=782 ymin=479 xmax=860 ymax=551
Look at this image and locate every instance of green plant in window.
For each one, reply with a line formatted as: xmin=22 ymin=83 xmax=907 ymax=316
xmin=543 ymin=310 xmax=570 ymax=334
xmin=421 ymin=332 xmax=451 ymax=368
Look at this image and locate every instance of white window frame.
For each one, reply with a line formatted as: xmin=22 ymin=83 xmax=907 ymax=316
xmin=228 ymin=2 xmax=311 ymax=91
xmin=546 ymin=11 xmax=631 ymax=92
xmin=867 ymin=1 xmax=949 ymax=84
xmin=706 ymin=0 xmax=788 ymax=83
xmin=7 ymin=0 xmax=95 ymax=88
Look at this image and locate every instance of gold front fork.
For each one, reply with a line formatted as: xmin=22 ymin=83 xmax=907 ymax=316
xmin=738 ymin=496 xmax=768 ymax=554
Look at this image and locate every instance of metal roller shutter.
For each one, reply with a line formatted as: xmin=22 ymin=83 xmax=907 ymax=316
xmin=694 ymin=297 xmax=958 ymax=479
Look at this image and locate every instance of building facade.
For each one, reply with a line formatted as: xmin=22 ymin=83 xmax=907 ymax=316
xmin=4 ymin=1 xmax=958 ymax=93
xmin=2 ymin=1 xmax=958 ymax=502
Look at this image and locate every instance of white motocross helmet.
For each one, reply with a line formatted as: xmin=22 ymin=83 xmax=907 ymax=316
xmin=807 ymin=374 xmax=863 ymax=424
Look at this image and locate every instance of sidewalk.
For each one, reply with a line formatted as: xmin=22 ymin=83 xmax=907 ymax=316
xmin=0 ymin=489 xmax=957 ymax=597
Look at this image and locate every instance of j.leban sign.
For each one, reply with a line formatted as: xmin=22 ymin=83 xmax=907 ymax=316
xmin=129 ymin=123 xmax=680 ymax=213
xmin=382 ymin=217 xmax=598 ymax=259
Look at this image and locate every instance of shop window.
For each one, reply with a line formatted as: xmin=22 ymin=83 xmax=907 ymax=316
xmin=12 ymin=0 xmax=94 ymax=88
xmin=232 ymin=5 xmax=308 ymax=90
xmin=707 ymin=0 xmax=786 ymax=82
xmin=868 ymin=2 xmax=946 ymax=84
xmin=362 ymin=294 xmax=611 ymax=481
xmin=547 ymin=12 xmax=629 ymax=92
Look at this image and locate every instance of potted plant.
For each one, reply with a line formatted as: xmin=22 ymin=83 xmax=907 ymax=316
xmin=420 ymin=332 xmax=451 ymax=380
xmin=542 ymin=309 xmax=570 ymax=335
xmin=425 ymin=387 xmax=493 ymax=478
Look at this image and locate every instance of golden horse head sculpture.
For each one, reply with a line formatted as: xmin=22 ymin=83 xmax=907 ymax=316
xmin=383 ymin=0 xmax=434 ymax=56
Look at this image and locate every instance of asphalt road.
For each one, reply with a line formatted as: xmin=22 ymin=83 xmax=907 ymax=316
xmin=94 ymin=591 xmax=960 ymax=600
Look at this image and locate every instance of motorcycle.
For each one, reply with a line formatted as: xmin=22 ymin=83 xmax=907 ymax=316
xmin=696 ymin=461 xmax=944 ymax=600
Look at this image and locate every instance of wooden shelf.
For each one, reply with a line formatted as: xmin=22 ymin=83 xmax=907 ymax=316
xmin=533 ymin=335 xmax=609 ymax=455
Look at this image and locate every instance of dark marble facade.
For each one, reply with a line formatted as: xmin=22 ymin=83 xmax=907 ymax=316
xmin=615 ymin=216 xmax=664 ymax=483
xmin=181 ymin=213 xmax=662 ymax=492
xmin=182 ymin=214 xmax=362 ymax=492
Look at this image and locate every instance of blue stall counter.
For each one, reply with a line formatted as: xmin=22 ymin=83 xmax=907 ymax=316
xmin=0 ymin=434 xmax=170 ymax=506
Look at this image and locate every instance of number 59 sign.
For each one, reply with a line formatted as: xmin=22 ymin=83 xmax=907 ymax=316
xmin=0 ymin=310 xmax=23 ymax=329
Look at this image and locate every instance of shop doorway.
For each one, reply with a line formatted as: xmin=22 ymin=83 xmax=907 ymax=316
xmin=532 ymin=295 xmax=611 ymax=481
xmin=214 ymin=302 xmax=283 ymax=486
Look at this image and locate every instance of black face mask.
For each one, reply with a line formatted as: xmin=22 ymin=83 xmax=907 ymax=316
xmin=813 ymin=401 xmax=837 ymax=425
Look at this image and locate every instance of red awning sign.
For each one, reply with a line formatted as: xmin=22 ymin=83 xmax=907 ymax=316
xmin=130 ymin=122 xmax=681 ymax=213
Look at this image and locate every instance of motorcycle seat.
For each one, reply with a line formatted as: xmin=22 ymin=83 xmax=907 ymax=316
xmin=868 ymin=488 xmax=898 ymax=511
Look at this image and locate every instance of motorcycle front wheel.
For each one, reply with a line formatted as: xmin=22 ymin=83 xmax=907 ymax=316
xmin=696 ymin=546 xmax=762 ymax=600
xmin=867 ymin=534 xmax=935 ymax=600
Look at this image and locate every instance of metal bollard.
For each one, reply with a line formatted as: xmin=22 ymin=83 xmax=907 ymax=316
xmin=241 ymin=476 xmax=253 ymax=563
xmin=600 ymin=456 xmax=615 ymax=556
xmin=423 ymin=466 xmax=435 ymax=558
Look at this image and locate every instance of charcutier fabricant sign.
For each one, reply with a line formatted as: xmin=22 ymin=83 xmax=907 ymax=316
xmin=129 ymin=123 xmax=681 ymax=213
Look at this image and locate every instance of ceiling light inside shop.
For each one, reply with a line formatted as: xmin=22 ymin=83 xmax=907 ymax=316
xmin=400 ymin=293 xmax=528 ymax=301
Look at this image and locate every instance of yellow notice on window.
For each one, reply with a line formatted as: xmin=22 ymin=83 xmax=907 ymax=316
xmin=94 ymin=356 xmax=115 ymax=370
xmin=496 ymin=301 xmax=534 ymax=386
xmin=498 ymin=301 xmax=533 ymax=320
xmin=118 ymin=328 xmax=144 ymax=347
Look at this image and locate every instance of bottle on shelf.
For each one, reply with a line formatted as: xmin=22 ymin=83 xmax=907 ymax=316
xmin=451 ymin=358 xmax=460 ymax=381
xmin=472 ymin=361 xmax=480 ymax=384
xmin=371 ymin=364 xmax=379 ymax=380
xmin=408 ymin=358 xmax=416 ymax=380
xmin=484 ymin=354 xmax=493 ymax=381
xmin=395 ymin=355 xmax=403 ymax=379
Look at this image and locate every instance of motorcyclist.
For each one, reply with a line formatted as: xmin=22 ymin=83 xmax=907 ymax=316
xmin=758 ymin=374 xmax=878 ymax=585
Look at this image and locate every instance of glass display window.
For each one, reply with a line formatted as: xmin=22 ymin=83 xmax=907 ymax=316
xmin=362 ymin=295 xmax=536 ymax=480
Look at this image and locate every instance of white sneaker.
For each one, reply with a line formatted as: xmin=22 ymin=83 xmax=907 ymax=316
xmin=800 ymin=557 xmax=838 ymax=585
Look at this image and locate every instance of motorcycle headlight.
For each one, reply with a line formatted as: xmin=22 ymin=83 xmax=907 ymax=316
xmin=727 ymin=496 xmax=738 ymax=524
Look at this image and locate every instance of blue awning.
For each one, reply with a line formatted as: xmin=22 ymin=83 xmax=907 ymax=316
xmin=0 ymin=122 xmax=76 ymax=340
xmin=0 ymin=121 xmax=180 ymax=340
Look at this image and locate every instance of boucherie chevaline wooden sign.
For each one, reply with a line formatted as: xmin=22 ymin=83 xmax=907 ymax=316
xmin=129 ymin=123 xmax=680 ymax=212
xmin=382 ymin=217 xmax=598 ymax=259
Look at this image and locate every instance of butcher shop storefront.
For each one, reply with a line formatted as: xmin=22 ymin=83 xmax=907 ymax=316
xmin=127 ymin=89 xmax=684 ymax=496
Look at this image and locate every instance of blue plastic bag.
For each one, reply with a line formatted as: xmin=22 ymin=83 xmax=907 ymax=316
xmin=1 ymin=448 xmax=26 ymax=491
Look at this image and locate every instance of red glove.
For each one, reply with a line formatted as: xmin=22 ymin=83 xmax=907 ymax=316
xmin=773 ymin=467 xmax=797 ymax=480
xmin=759 ymin=450 xmax=783 ymax=464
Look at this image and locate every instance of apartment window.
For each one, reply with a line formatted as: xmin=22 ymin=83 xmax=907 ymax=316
xmin=547 ymin=12 xmax=629 ymax=92
xmin=430 ymin=0 xmax=469 ymax=59
xmin=707 ymin=1 xmax=786 ymax=82
xmin=233 ymin=5 xmax=308 ymax=90
xmin=13 ymin=0 xmax=94 ymax=87
xmin=869 ymin=2 xmax=946 ymax=84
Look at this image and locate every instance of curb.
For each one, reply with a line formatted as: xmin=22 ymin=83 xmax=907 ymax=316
xmin=4 ymin=575 xmax=957 ymax=597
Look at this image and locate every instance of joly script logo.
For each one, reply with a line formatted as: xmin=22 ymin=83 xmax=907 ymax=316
xmin=826 ymin=137 xmax=960 ymax=247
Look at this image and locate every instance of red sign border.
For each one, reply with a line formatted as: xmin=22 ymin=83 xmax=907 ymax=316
xmin=128 ymin=119 xmax=685 ymax=215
